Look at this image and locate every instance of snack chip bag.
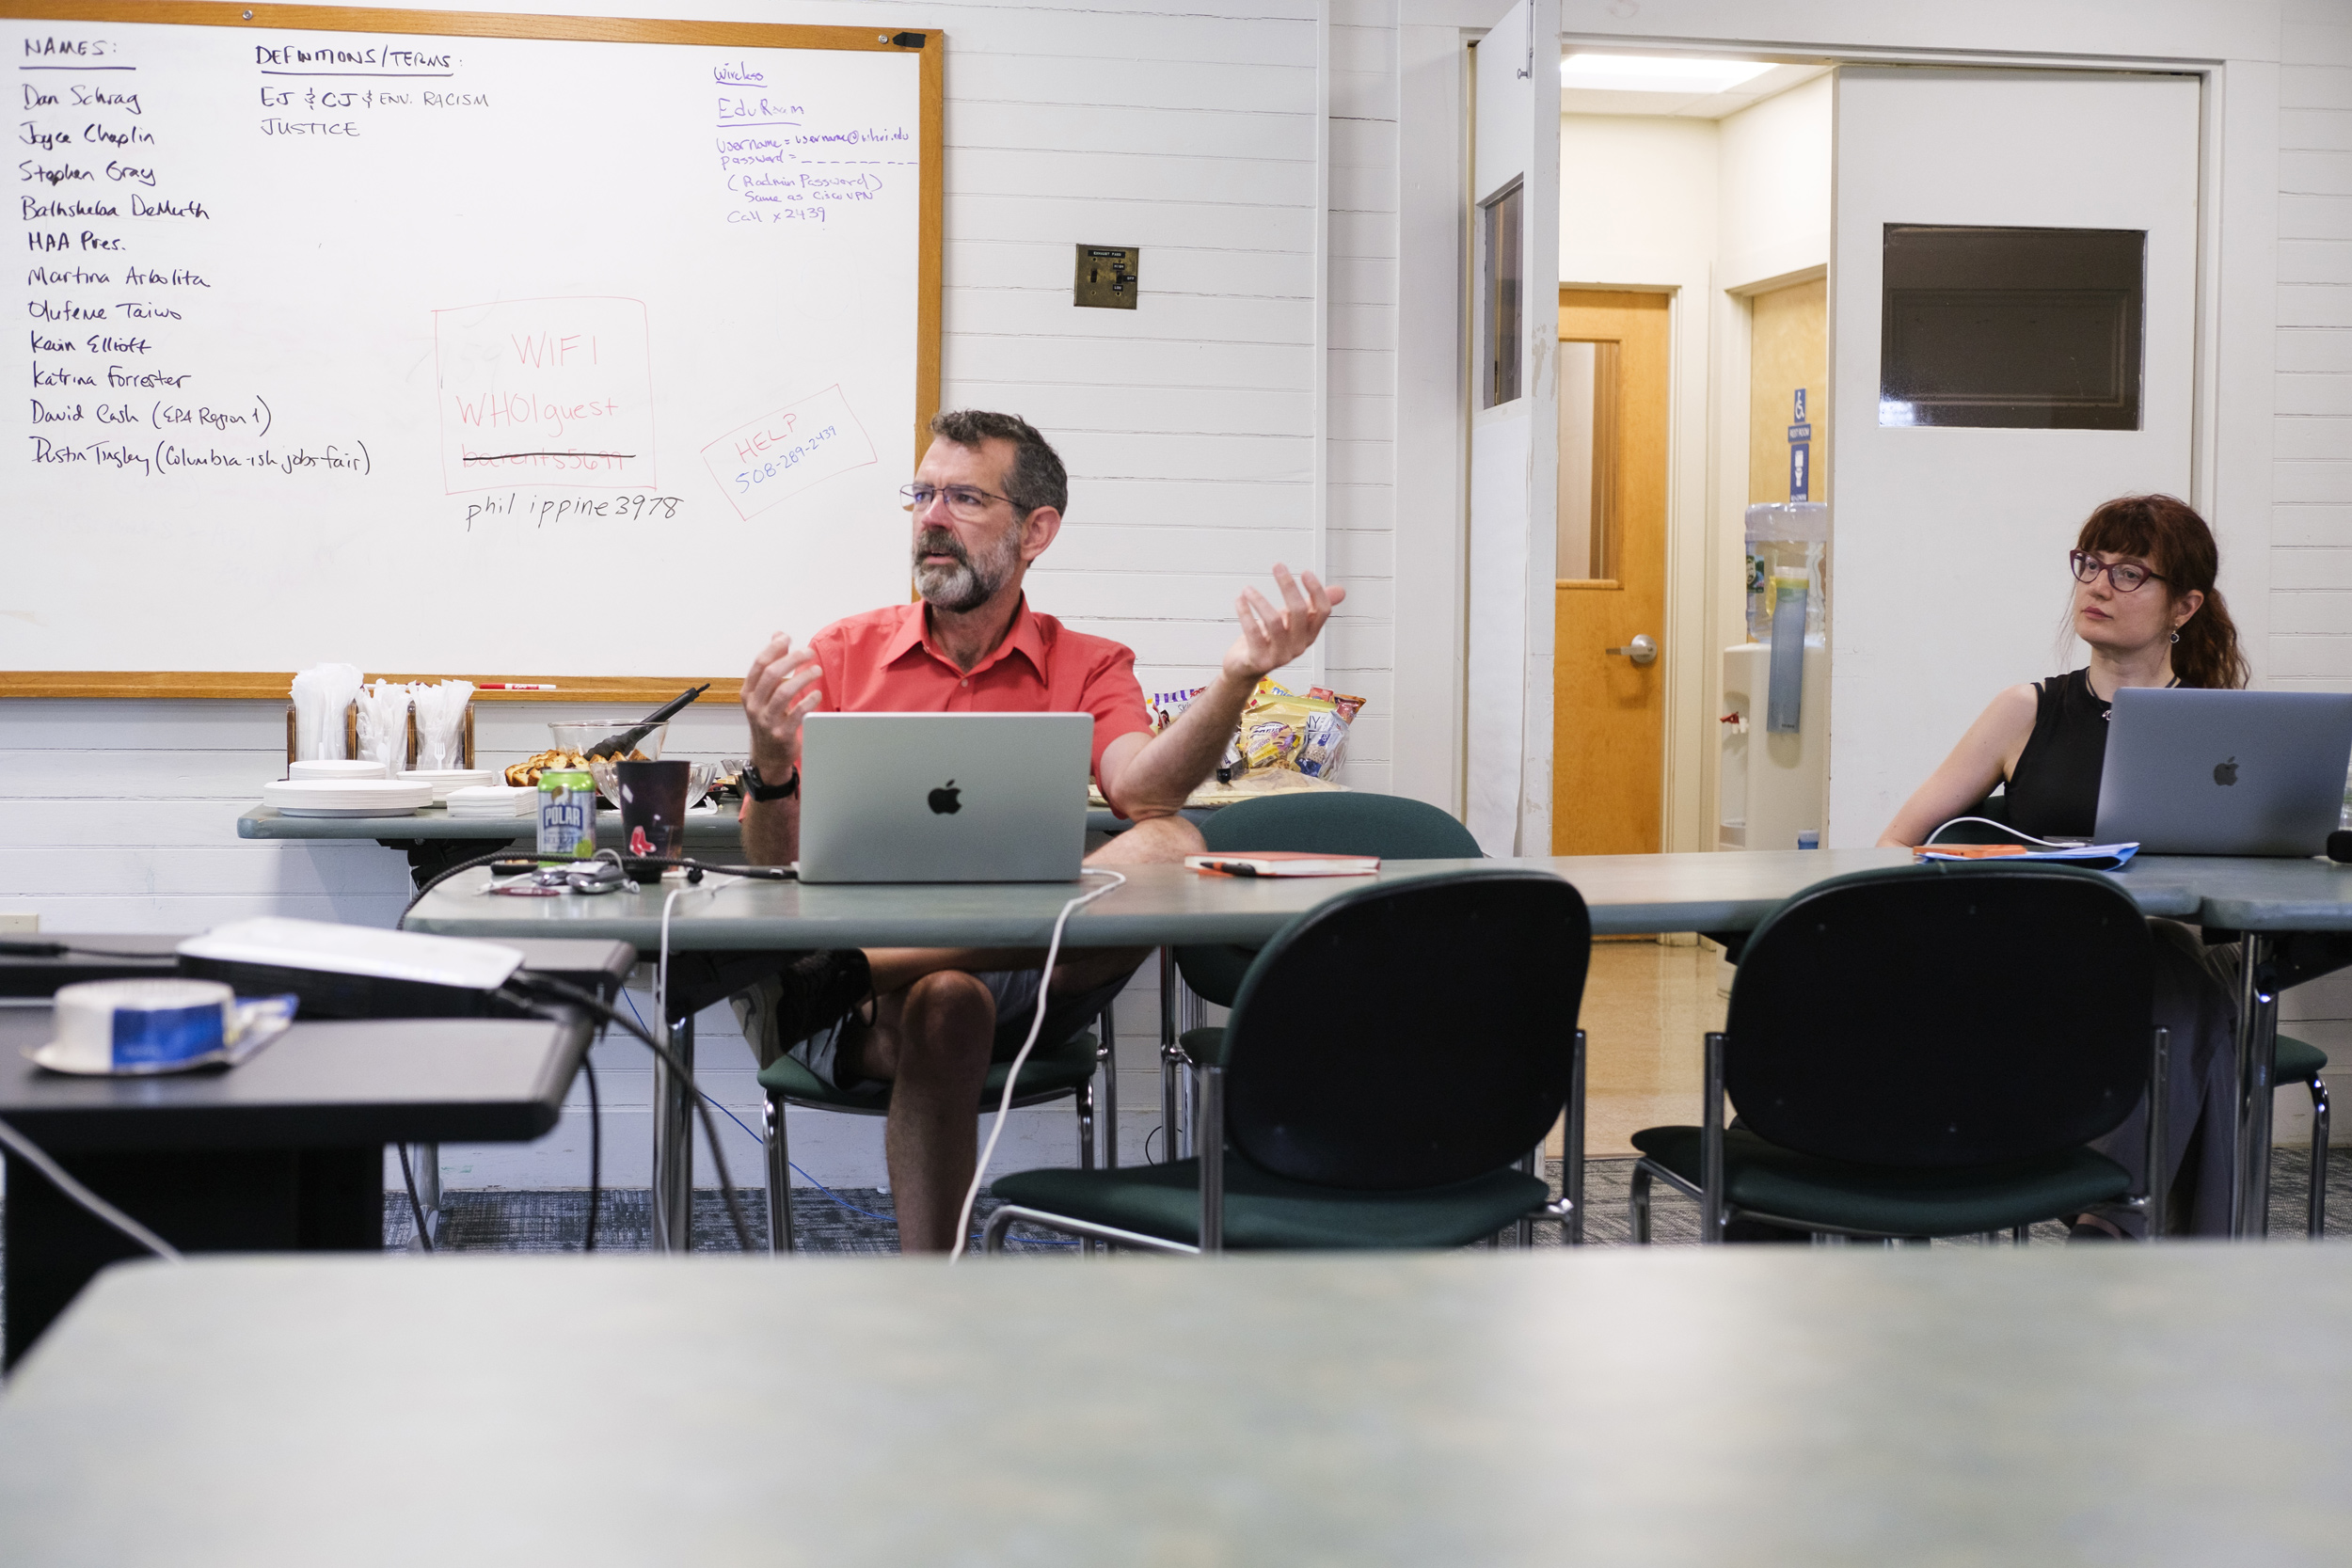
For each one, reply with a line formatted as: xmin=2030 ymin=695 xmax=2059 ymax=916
xmin=1150 ymin=686 xmax=1206 ymax=735
xmin=1310 ymin=687 xmax=1366 ymax=723
xmin=1164 ymin=676 xmax=1367 ymax=784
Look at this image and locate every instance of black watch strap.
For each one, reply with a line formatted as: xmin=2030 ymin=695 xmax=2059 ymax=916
xmin=741 ymin=760 xmax=800 ymax=801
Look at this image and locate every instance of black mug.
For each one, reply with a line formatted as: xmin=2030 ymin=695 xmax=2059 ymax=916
xmin=616 ymin=759 xmax=690 ymax=881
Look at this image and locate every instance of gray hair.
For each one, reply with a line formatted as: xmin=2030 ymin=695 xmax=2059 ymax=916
xmin=928 ymin=409 xmax=1068 ymax=519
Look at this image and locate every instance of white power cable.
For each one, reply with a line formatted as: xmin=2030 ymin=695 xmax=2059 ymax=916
xmin=0 ymin=1114 xmax=182 ymax=1262
xmin=656 ymin=881 xmax=688 ymax=1042
xmin=949 ymin=866 xmax=1127 ymax=1263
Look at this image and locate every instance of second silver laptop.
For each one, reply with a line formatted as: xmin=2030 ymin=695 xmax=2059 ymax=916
xmin=2095 ymin=688 xmax=2352 ymax=857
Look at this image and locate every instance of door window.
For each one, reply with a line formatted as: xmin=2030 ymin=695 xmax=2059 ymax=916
xmin=1878 ymin=224 xmax=2145 ymax=430
xmin=1556 ymin=339 xmax=1621 ymax=579
xmin=1479 ymin=181 xmax=1525 ymax=408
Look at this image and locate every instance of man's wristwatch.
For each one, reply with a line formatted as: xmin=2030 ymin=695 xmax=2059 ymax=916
xmin=739 ymin=759 xmax=801 ymax=802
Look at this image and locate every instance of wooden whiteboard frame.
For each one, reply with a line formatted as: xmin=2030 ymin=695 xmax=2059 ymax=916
xmin=0 ymin=2 xmax=943 ymax=702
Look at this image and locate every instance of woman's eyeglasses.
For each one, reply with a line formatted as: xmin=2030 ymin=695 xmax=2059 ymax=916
xmin=899 ymin=483 xmax=1010 ymax=519
xmin=2070 ymin=550 xmax=2168 ymax=594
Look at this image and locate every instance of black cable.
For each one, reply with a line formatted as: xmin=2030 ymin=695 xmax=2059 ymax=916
xmin=499 ymin=976 xmax=755 ymax=1252
xmin=397 ymin=1143 xmax=435 ymax=1254
xmin=664 ymin=857 xmax=796 ymax=881
xmin=395 ymin=850 xmax=794 ymax=926
xmin=581 ymin=1050 xmax=601 ymax=1253
xmin=0 ymin=939 xmax=179 ymax=961
xmin=399 ymin=848 xmax=528 ymax=922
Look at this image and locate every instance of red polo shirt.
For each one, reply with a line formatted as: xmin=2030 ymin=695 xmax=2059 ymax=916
xmin=808 ymin=597 xmax=1153 ymax=784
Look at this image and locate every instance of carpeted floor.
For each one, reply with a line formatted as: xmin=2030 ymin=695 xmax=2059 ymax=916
xmin=377 ymin=1148 xmax=2352 ymax=1254
xmin=3 ymin=1152 xmax=2344 ymax=1346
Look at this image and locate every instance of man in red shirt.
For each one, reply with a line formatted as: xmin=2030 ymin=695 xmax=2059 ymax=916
xmin=735 ymin=409 xmax=1343 ymax=1252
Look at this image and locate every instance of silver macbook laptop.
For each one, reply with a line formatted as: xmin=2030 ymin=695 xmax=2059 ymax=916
xmin=2095 ymin=689 xmax=2352 ymax=856
xmin=795 ymin=712 xmax=1093 ymax=883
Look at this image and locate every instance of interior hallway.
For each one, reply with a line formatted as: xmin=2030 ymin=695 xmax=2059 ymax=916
xmin=1575 ymin=938 xmax=1725 ymax=1157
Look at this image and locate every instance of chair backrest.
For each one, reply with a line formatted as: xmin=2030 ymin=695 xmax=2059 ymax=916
xmin=1222 ymin=870 xmax=1589 ymax=1190
xmin=1726 ymin=862 xmax=2154 ymax=1168
xmin=1200 ymin=791 xmax=1484 ymax=860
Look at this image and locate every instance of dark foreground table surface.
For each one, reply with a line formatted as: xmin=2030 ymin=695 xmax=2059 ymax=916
xmin=0 ymin=1007 xmax=592 ymax=1365
xmin=4 ymin=1246 xmax=2350 ymax=1564
xmin=0 ymin=934 xmax=634 ymax=1005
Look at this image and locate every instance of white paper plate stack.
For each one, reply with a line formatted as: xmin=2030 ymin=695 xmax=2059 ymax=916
xmin=446 ymin=784 xmax=540 ymax=819
xmin=287 ymin=758 xmax=387 ymax=782
xmin=401 ymin=768 xmax=497 ymax=803
xmin=261 ymin=778 xmax=433 ymax=818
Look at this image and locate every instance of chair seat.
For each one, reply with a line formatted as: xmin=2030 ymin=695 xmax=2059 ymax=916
xmin=1179 ymin=1024 xmax=1226 ymax=1066
xmin=2277 ymin=1034 xmax=2328 ymax=1086
xmin=758 ymin=1030 xmax=1099 ymax=1113
xmin=1630 ymin=1125 xmax=2132 ymax=1237
xmin=991 ymin=1150 xmax=1547 ymax=1251
xmin=1172 ymin=942 xmax=1253 ymax=1009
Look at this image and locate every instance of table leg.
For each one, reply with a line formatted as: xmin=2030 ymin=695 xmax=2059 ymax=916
xmin=1177 ymin=980 xmax=1205 ymax=1160
xmin=3 ymin=1145 xmax=378 ymax=1367
xmin=2235 ymin=937 xmax=2280 ymax=1239
xmin=651 ymin=1008 xmax=696 ymax=1253
xmin=1098 ymin=1006 xmax=1119 ymax=1169
xmin=405 ymin=1142 xmax=442 ymax=1247
xmin=1158 ymin=948 xmax=1181 ymax=1165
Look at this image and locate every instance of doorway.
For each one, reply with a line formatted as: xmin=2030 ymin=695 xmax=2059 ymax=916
xmin=1552 ymin=289 xmax=1669 ymax=856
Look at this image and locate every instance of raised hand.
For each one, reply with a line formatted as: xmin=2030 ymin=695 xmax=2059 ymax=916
xmin=1222 ymin=564 xmax=1346 ymax=684
xmin=741 ymin=632 xmax=823 ymax=772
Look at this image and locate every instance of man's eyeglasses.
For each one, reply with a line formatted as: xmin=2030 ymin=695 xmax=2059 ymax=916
xmin=899 ymin=483 xmax=1011 ymax=519
xmin=2070 ymin=550 xmax=2168 ymax=594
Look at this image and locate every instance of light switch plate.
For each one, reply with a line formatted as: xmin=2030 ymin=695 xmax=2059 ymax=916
xmin=0 ymin=913 xmax=38 ymax=934
xmin=1073 ymin=245 xmax=1139 ymax=309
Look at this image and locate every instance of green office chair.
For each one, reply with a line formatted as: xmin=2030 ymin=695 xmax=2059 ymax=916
xmin=1630 ymin=863 xmax=2171 ymax=1244
xmin=986 ymin=870 xmax=1588 ymax=1254
xmin=1160 ymin=792 xmax=1484 ymax=1160
xmin=759 ymin=1008 xmax=1116 ymax=1253
xmin=2275 ymin=1034 xmax=2331 ymax=1239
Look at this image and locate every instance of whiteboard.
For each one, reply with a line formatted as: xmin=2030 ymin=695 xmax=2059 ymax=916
xmin=4 ymin=8 xmax=936 ymax=678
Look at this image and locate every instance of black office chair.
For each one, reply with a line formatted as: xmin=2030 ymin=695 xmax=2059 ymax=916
xmin=986 ymin=870 xmax=1588 ymax=1254
xmin=1160 ymin=791 xmax=1485 ymax=1159
xmin=1630 ymin=863 xmax=2170 ymax=1244
xmin=758 ymin=1010 xmax=1115 ymax=1253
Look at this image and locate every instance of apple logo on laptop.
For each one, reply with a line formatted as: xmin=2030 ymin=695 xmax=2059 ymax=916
xmin=2214 ymin=756 xmax=2238 ymax=787
xmin=928 ymin=780 xmax=961 ymax=816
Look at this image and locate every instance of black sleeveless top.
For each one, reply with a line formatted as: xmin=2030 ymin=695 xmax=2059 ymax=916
xmin=2005 ymin=670 xmax=2112 ymax=840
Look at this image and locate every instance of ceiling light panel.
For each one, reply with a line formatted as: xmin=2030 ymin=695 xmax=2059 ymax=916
xmin=1559 ymin=54 xmax=1776 ymax=94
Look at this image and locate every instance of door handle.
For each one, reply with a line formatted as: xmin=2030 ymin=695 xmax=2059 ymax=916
xmin=1606 ymin=634 xmax=1659 ymax=667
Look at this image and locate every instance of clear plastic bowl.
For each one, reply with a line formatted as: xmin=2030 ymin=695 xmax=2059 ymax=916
xmin=546 ymin=721 xmax=667 ymax=762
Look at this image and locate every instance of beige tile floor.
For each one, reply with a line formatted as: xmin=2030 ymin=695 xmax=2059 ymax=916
xmin=1561 ymin=939 xmax=1729 ymax=1157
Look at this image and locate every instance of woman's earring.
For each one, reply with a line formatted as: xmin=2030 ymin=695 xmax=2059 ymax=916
xmin=2169 ymin=629 xmax=2182 ymax=644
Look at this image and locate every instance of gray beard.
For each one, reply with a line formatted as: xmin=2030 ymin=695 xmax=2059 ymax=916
xmin=914 ymin=527 xmax=1020 ymax=613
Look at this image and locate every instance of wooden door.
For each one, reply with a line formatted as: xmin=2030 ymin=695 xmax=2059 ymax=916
xmin=1551 ymin=290 xmax=1668 ymax=856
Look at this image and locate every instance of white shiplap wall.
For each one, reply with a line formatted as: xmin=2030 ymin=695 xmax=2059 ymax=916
xmin=2277 ymin=0 xmax=2352 ymax=693
xmin=2268 ymin=1 xmax=2352 ymax=1109
xmin=0 ymin=0 xmax=1404 ymax=1192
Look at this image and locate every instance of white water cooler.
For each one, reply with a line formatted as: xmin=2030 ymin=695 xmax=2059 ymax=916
xmin=1719 ymin=502 xmax=1829 ymax=853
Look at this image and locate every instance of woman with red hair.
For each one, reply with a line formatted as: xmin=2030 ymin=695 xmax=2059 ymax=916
xmin=1881 ymin=495 xmax=2248 ymax=1237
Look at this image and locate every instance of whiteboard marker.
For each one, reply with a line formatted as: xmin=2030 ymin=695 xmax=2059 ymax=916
xmin=479 ymin=682 xmax=558 ymax=690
